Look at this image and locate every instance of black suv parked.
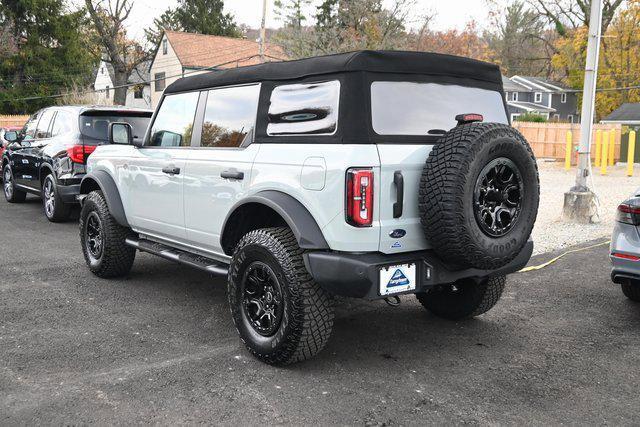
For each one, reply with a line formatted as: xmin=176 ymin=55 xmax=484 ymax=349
xmin=2 ymin=106 xmax=152 ymax=222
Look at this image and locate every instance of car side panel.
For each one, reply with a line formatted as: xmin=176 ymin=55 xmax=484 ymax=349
xmin=249 ymin=143 xmax=380 ymax=252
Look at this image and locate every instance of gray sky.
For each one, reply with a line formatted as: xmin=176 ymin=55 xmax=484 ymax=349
xmin=125 ymin=0 xmax=493 ymax=41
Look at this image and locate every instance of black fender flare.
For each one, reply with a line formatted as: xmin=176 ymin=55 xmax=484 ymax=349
xmin=221 ymin=190 xmax=329 ymax=251
xmin=38 ymin=162 xmax=54 ymax=183
xmin=80 ymin=170 xmax=129 ymax=227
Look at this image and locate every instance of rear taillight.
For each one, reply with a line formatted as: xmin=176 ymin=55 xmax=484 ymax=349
xmin=67 ymin=145 xmax=97 ymax=164
xmin=617 ymin=203 xmax=640 ymax=225
xmin=612 ymin=252 xmax=640 ymax=261
xmin=346 ymin=168 xmax=373 ymax=227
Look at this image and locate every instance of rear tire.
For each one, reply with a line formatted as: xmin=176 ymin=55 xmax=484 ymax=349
xmin=621 ymin=283 xmax=640 ymax=302
xmin=228 ymin=227 xmax=334 ymax=365
xmin=3 ymin=164 xmax=26 ymax=203
xmin=42 ymin=174 xmax=71 ymax=222
xmin=80 ymin=190 xmax=135 ymax=278
xmin=416 ymin=275 xmax=506 ymax=320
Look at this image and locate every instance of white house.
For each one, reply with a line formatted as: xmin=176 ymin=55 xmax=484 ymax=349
xmin=91 ymin=59 xmax=152 ymax=109
xmin=149 ymin=30 xmax=286 ymax=108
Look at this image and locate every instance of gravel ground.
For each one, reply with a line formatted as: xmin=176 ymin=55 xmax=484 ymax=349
xmin=531 ymin=160 xmax=639 ymax=255
xmin=2 ymin=197 xmax=640 ymax=425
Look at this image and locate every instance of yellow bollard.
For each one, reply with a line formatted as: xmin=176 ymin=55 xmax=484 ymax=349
xmin=628 ymin=130 xmax=637 ymax=177
xmin=601 ymin=131 xmax=608 ymax=175
xmin=608 ymin=130 xmax=615 ymax=166
xmin=594 ymin=129 xmax=602 ymax=167
xmin=565 ymin=130 xmax=572 ymax=170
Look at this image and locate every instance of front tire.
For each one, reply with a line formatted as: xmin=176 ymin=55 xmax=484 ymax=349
xmin=228 ymin=227 xmax=334 ymax=365
xmin=621 ymin=283 xmax=640 ymax=302
xmin=3 ymin=164 xmax=26 ymax=203
xmin=416 ymin=276 xmax=506 ymax=320
xmin=79 ymin=190 xmax=135 ymax=278
xmin=42 ymin=174 xmax=71 ymax=222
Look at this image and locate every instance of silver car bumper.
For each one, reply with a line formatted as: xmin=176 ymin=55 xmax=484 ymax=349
xmin=610 ymin=220 xmax=640 ymax=284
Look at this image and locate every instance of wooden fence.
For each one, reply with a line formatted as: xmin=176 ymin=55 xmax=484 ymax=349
xmin=0 ymin=115 xmax=29 ymax=128
xmin=512 ymin=122 xmax=623 ymax=164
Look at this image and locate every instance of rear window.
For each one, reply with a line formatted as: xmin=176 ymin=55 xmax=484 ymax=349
xmin=267 ymin=80 xmax=340 ymax=136
xmin=80 ymin=114 xmax=151 ymax=143
xmin=370 ymin=82 xmax=508 ymax=136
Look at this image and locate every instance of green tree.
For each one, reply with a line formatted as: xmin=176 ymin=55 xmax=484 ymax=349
xmin=174 ymin=0 xmax=240 ymax=37
xmin=0 ymin=0 xmax=96 ymax=113
xmin=144 ymin=8 xmax=182 ymax=47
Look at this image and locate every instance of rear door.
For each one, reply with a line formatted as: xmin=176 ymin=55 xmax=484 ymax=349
xmin=183 ymin=83 xmax=261 ymax=254
xmin=11 ymin=112 xmax=40 ymax=187
xmin=370 ymin=81 xmax=509 ymax=254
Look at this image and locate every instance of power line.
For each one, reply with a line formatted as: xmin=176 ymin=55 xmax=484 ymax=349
xmin=0 ymin=54 xmax=284 ymax=104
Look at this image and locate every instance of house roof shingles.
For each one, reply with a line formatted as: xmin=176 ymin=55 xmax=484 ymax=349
xmin=602 ymin=103 xmax=640 ymax=123
xmin=164 ymin=30 xmax=286 ymax=70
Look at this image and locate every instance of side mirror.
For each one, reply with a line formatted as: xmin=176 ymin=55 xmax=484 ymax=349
xmin=4 ymin=131 xmax=17 ymax=143
xmin=109 ymin=122 xmax=139 ymax=146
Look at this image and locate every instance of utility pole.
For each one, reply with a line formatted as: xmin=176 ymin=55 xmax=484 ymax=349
xmin=563 ymin=0 xmax=603 ymax=223
xmin=259 ymin=0 xmax=267 ymax=63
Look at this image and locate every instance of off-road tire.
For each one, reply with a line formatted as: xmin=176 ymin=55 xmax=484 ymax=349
xmin=420 ymin=123 xmax=539 ymax=269
xmin=3 ymin=164 xmax=26 ymax=203
xmin=42 ymin=174 xmax=71 ymax=222
xmin=228 ymin=227 xmax=334 ymax=365
xmin=80 ymin=190 xmax=135 ymax=278
xmin=416 ymin=275 xmax=506 ymax=320
xmin=621 ymin=283 xmax=640 ymax=302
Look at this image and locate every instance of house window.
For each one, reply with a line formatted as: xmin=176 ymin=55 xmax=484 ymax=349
xmin=512 ymin=92 xmax=518 ymax=101
xmin=567 ymin=114 xmax=574 ymax=123
xmin=561 ymin=93 xmax=567 ymax=103
xmin=553 ymin=114 xmax=560 ymax=121
xmin=100 ymin=67 xmax=104 ymax=75
xmin=106 ymin=85 xmax=110 ymax=97
xmin=134 ymin=85 xmax=144 ymax=99
xmin=505 ymin=92 xmax=509 ymax=101
xmin=534 ymin=92 xmax=542 ymax=103
xmin=510 ymin=113 xmax=520 ymax=122
xmin=154 ymin=72 xmax=166 ymax=92
xmin=162 ymin=39 xmax=168 ymax=55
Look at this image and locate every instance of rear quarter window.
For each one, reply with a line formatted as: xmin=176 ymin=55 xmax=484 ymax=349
xmin=371 ymin=82 xmax=508 ymax=136
xmin=267 ymin=80 xmax=340 ymax=136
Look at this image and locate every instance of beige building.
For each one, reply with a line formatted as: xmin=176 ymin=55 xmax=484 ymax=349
xmin=149 ymin=30 xmax=286 ymax=107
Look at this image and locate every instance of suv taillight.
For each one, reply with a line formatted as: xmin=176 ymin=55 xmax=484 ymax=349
xmin=67 ymin=145 xmax=97 ymax=164
xmin=346 ymin=168 xmax=373 ymax=227
xmin=617 ymin=203 xmax=640 ymax=225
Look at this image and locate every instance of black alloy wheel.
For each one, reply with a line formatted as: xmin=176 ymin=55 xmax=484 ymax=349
xmin=473 ymin=157 xmax=524 ymax=237
xmin=84 ymin=211 xmax=104 ymax=262
xmin=241 ymin=261 xmax=285 ymax=337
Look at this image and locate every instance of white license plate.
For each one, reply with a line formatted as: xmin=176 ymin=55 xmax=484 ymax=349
xmin=379 ymin=263 xmax=416 ymax=296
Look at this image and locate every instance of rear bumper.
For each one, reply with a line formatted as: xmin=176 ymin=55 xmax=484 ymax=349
xmin=610 ymin=221 xmax=640 ymax=285
xmin=57 ymin=183 xmax=81 ymax=203
xmin=304 ymin=240 xmax=533 ymax=299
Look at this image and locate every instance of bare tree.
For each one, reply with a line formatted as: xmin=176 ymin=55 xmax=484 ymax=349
xmin=526 ymin=0 xmax=624 ymax=36
xmin=85 ymin=0 xmax=149 ymax=105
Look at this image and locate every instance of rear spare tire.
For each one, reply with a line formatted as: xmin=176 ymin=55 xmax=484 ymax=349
xmin=419 ymin=123 xmax=539 ymax=269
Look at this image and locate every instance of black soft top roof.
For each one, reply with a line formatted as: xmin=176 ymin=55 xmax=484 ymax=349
xmin=165 ymin=50 xmax=502 ymax=94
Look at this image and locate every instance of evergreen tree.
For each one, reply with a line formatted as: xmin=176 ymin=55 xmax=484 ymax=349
xmin=145 ymin=8 xmax=182 ymax=47
xmin=174 ymin=0 xmax=240 ymax=37
xmin=0 ymin=0 xmax=96 ymax=113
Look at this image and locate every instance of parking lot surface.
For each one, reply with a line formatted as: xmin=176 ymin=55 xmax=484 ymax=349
xmin=2 ymin=196 xmax=639 ymax=425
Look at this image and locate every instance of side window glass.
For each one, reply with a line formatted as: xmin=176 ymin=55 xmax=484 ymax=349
xmin=22 ymin=112 xmax=41 ymax=141
xmin=267 ymin=80 xmax=340 ymax=136
xmin=148 ymin=92 xmax=199 ymax=147
xmin=51 ymin=111 xmax=75 ymax=136
xmin=201 ymin=84 xmax=260 ymax=148
xmin=35 ymin=109 xmax=56 ymax=139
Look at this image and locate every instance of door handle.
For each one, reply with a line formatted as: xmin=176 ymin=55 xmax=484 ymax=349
xmin=162 ymin=165 xmax=181 ymax=175
xmin=393 ymin=170 xmax=404 ymax=218
xmin=220 ymin=170 xmax=244 ymax=180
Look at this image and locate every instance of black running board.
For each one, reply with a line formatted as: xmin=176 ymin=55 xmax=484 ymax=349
xmin=125 ymin=237 xmax=229 ymax=276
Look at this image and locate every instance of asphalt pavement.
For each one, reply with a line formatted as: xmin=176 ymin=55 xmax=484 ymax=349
xmin=1 ymin=195 xmax=639 ymax=425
